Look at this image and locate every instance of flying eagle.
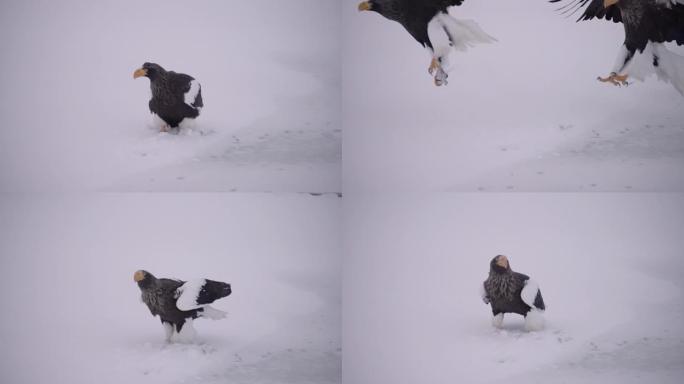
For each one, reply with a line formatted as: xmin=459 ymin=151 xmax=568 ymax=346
xmin=133 ymin=62 xmax=203 ymax=132
xmin=134 ymin=270 xmax=231 ymax=342
xmin=358 ymin=0 xmax=496 ymax=86
xmin=551 ymin=0 xmax=684 ymax=94
xmin=480 ymin=255 xmax=546 ymax=331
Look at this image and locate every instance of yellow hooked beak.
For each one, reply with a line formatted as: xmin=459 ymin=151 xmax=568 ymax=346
xmin=134 ymin=270 xmax=145 ymax=282
xmin=358 ymin=1 xmax=371 ymax=11
xmin=604 ymin=0 xmax=619 ymax=7
xmin=496 ymin=255 xmax=509 ymax=269
xmin=133 ymin=68 xmax=147 ymax=79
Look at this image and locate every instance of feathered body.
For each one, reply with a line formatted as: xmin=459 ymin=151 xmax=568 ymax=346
xmin=551 ymin=0 xmax=684 ymax=94
xmin=134 ymin=270 xmax=231 ymax=342
xmin=358 ymin=0 xmax=495 ymax=85
xmin=133 ymin=62 xmax=203 ymax=129
xmin=481 ymin=255 xmax=546 ymax=331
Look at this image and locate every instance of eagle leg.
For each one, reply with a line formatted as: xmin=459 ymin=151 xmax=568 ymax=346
xmin=492 ymin=313 xmax=504 ymax=329
xmin=160 ymin=124 xmax=170 ymax=133
xmin=597 ymin=72 xmax=629 ymax=87
xmin=428 ymin=57 xmax=440 ymax=75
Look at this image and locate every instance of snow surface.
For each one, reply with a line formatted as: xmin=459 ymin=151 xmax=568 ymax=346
xmin=0 ymin=0 xmax=341 ymax=193
xmin=344 ymin=193 xmax=684 ymax=384
xmin=343 ymin=0 xmax=684 ymax=192
xmin=0 ymin=193 xmax=341 ymax=384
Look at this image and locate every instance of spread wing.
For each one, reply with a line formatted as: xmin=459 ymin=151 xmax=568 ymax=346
xmin=433 ymin=0 xmax=465 ymax=10
xmin=549 ymin=0 xmax=621 ymax=23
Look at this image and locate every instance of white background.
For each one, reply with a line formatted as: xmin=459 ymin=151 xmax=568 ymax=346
xmin=344 ymin=193 xmax=684 ymax=384
xmin=0 ymin=0 xmax=341 ymax=193
xmin=0 ymin=193 xmax=341 ymax=384
xmin=343 ymin=0 xmax=684 ymax=192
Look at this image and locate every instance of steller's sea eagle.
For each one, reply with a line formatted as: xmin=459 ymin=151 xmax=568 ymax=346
xmin=358 ymin=0 xmax=496 ymax=86
xmin=134 ymin=270 xmax=231 ymax=343
xmin=133 ymin=62 xmax=203 ymax=132
xmin=551 ymin=0 xmax=684 ymax=95
xmin=481 ymin=255 xmax=546 ymax=332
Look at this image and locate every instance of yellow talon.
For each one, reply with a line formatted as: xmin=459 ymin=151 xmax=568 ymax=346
xmin=428 ymin=58 xmax=439 ymax=75
xmin=598 ymin=72 xmax=629 ymax=87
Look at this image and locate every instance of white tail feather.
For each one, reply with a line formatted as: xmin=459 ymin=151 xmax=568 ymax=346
xmin=200 ymin=305 xmax=227 ymax=320
xmin=625 ymin=43 xmax=684 ymax=96
xmin=436 ymin=14 xmax=497 ymax=52
xmin=652 ymin=44 xmax=684 ymax=96
xmin=427 ymin=13 xmax=496 ymax=72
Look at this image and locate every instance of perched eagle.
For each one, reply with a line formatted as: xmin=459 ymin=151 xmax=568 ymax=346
xmin=358 ymin=0 xmax=496 ymax=86
xmin=550 ymin=0 xmax=684 ymax=94
xmin=134 ymin=270 xmax=231 ymax=342
xmin=480 ymin=255 xmax=546 ymax=331
xmin=133 ymin=62 xmax=204 ymax=132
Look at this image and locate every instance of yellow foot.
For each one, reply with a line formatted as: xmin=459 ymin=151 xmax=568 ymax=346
xmin=597 ymin=72 xmax=629 ymax=87
xmin=428 ymin=58 xmax=439 ymax=75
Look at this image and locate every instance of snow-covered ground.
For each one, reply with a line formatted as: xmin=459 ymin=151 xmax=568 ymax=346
xmin=0 ymin=193 xmax=341 ymax=384
xmin=343 ymin=0 xmax=684 ymax=192
xmin=0 ymin=0 xmax=340 ymax=193
xmin=343 ymin=193 xmax=684 ymax=384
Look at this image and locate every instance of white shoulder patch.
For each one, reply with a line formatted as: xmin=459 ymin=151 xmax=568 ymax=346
xmin=479 ymin=281 xmax=487 ymax=300
xmin=520 ymin=279 xmax=541 ymax=309
xmin=184 ymin=80 xmax=201 ymax=109
xmin=175 ymin=279 xmax=206 ymax=311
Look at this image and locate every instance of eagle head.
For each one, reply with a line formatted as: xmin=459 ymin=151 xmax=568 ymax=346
xmin=358 ymin=1 xmax=373 ymax=12
xmin=134 ymin=269 xmax=155 ymax=288
xmin=133 ymin=62 xmax=165 ymax=81
xmin=490 ymin=255 xmax=511 ymax=274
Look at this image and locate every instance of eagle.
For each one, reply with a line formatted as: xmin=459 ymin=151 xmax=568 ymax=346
xmin=550 ymin=0 xmax=684 ymax=95
xmin=358 ymin=0 xmax=496 ymax=86
xmin=133 ymin=62 xmax=204 ymax=132
xmin=134 ymin=270 xmax=231 ymax=342
xmin=480 ymin=255 xmax=546 ymax=331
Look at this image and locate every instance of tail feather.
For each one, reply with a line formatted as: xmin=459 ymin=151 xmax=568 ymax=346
xmin=199 ymin=305 xmax=227 ymax=320
xmin=436 ymin=13 xmax=497 ymax=52
xmin=652 ymin=44 xmax=684 ymax=96
xmin=627 ymin=43 xmax=684 ymax=96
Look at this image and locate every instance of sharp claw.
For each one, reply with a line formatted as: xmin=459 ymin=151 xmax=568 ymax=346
xmin=598 ymin=72 xmax=628 ymax=87
xmin=428 ymin=58 xmax=439 ymax=75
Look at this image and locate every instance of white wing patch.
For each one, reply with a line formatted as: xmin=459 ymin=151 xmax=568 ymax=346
xmin=521 ymin=279 xmax=542 ymax=309
xmin=184 ymin=80 xmax=201 ymax=109
xmin=175 ymin=279 xmax=206 ymax=311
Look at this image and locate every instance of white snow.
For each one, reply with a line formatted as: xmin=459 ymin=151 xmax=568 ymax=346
xmin=176 ymin=279 xmax=208 ymax=311
xmin=343 ymin=0 xmax=684 ymax=192
xmin=344 ymin=193 xmax=684 ymax=384
xmin=0 ymin=193 xmax=341 ymax=384
xmin=520 ymin=278 xmax=542 ymax=309
xmin=0 ymin=0 xmax=341 ymax=193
